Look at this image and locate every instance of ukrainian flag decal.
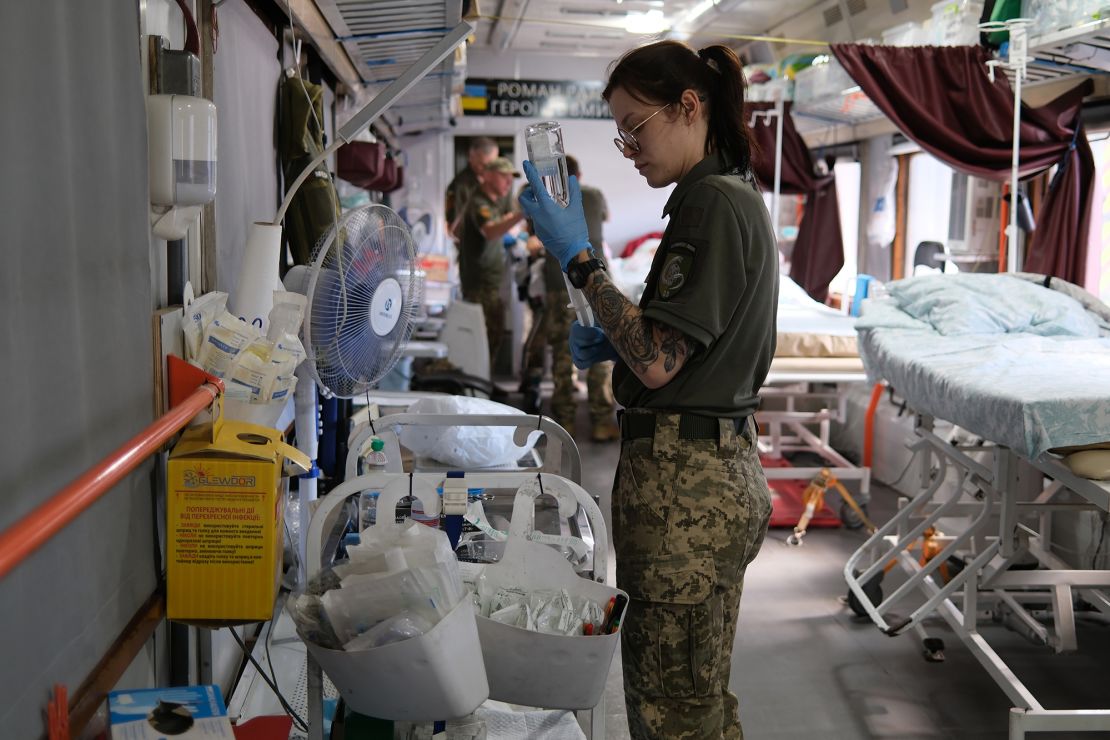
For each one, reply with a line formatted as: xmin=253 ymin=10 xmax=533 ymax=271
xmin=462 ymin=83 xmax=488 ymax=112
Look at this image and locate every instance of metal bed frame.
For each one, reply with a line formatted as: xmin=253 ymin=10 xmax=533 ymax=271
xmin=758 ymin=366 xmax=872 ymax=510
xmin=844 ymin=412 xmax=1110 ymax=738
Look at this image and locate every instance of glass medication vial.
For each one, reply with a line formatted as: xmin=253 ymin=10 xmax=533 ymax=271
xmin=525 ymin=122 xmax=570 ymax=207
xmin=524 ymin=121 xmax=595 ymax=328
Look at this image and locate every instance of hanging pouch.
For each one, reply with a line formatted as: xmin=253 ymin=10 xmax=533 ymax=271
xmin=337 ymin=140 xmax=386 ymax=189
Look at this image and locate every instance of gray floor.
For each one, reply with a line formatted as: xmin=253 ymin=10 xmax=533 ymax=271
xmin=551 ymin=401 xmax=1110 ymax=740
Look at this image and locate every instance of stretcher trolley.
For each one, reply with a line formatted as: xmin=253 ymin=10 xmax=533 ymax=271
xmin=844 ymin=275 xmax=1110 ymax=738
xmin=299 ymin=412 xmax=619 ymax=740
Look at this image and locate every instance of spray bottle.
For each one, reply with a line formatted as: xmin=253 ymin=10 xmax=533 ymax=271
xmin=524 ymin=122 xmax=595 ymax=328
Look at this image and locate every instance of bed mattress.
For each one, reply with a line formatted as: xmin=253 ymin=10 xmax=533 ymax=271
xmin=856 ymin=274 xmax=1110 ymax=459
xmin=775 ymin=276 xmax=858 ymax=358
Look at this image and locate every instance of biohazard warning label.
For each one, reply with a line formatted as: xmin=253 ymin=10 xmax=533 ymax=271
xmin=172 ymin=493 xmax=266 ymax=566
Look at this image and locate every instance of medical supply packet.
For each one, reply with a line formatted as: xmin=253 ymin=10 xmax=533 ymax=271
xmin=109 ymin=685 xmax=233 ymax=740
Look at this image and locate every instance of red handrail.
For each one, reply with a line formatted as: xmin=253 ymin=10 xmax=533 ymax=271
xmin=0 ymin=382 xmax=221 ymax=582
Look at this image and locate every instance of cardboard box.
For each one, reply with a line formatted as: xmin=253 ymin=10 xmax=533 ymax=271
xmin=167 ymin=397 xmax=309 ymax=623
xmin=109 ymin=685 xmax=234 ymax=739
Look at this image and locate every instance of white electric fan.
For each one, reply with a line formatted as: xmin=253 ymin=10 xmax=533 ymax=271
xmin=283 ymin=204 xmax=424 ymax=509
xmin=286 ymin=204 xmax=423 ymax=398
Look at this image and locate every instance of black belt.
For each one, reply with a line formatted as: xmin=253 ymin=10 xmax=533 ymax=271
xmin=619 ymin=411 xmax=747 ymax=441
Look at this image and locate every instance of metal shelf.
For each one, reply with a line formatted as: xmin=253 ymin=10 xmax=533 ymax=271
xmin=1024 ymin=17 xmax=1110 ymax=86
xmin=315 ymin=0 xmax=467 ymax=134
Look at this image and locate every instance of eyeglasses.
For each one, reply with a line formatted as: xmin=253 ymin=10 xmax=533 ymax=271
xmin=613 ymin=103 xmax=671 ymax=154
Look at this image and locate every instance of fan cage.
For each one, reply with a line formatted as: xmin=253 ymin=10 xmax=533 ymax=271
xmin=302 ymin=205 xmax=424 ymax=398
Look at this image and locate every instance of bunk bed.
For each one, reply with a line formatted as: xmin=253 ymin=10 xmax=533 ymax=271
xmin=844 ymin=273 xmax=1110 ymax=739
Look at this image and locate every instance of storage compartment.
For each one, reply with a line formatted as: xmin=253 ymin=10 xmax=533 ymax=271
xmin=931 ymin=1 xmax=985 ymax=46
xmin=476 ymin=545 xmax=623 ymax=709
xmin=304 ymin=595 xmax=488 ymax=720
xmin=298 ymin=475 xmax=489 ymax=721
xmin=473 ymin=481 xmax=625 ymax=709
xmin=793 ymin=59 xmax=855 ymax=103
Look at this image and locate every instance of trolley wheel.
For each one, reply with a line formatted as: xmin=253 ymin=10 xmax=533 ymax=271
xmin=847 ymin=569 xmax=884 ymax=618
xmin=922 ymin=637 xmax=946 ymax=662
xmin=839 ymin=501 xmax=870 ymax=530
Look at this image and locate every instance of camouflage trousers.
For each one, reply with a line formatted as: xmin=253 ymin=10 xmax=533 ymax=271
xmin=612 ymin=412 xmax=772 ymax=740
xmin=523 ymin=290 xmax=615 ymax=430
xmin=463 ymin=283 xmax=504 ymax=370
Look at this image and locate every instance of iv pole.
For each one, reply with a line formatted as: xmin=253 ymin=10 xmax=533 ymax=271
xmin=982 ymin=18 xmax=1032 ymax=274
xmin=750 ymin=89 xmax=785 ymax=238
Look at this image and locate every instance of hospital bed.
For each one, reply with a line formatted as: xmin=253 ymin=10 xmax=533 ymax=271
xmin=842 ymin=273 xmax=1110 ymax=738
xmin=759 ymin=276 xmax=871 ymax=515
xmin=611 ymin=240 xmax=872 ymax=517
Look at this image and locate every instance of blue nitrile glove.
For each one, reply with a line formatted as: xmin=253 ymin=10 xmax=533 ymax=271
xmin=518 ymin=160 xmax=591 ymax=270
xmin=502 ymin=233 xmax=517 ymax=247
xmin=569 ymin=321 xmax=619 ymax=370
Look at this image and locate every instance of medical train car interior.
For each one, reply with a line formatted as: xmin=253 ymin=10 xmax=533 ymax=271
xmin=3 ymin=1 xmax=1110 ymax=738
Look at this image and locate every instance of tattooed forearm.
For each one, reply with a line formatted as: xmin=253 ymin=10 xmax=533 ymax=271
xmin=583 ymin=269 xmax=693 ymax=383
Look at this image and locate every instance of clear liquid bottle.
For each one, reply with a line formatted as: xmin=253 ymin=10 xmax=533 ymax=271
xmin=524 ymin=122 xmax=595 ymax=328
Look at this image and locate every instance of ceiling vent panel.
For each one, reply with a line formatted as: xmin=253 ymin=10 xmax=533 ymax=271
xmin=823 ymin=5 xmax=844 ymax=26
xmin=316 ymin=0 xmax=466 ymax=133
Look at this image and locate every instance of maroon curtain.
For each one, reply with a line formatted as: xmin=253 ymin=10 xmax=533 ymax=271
xmin=831 ymin=44 xmax=1094 ymax=284
xmin=748 ymin=101 xmax=844 ymax=302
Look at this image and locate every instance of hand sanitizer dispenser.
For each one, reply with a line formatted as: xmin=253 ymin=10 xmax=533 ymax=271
xmin=147 ymin=94 xmax=217 ymax=239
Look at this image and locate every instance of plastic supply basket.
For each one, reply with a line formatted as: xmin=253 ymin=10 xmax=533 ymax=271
xmin=301 ymin=474 xmax=489 ymax=721
xmin=881 ymin=21 xmax=928 ymax=46
xmin=932 ymin=1 xmax=985 ymax=45
xmin=304 ymin=595 xmax=486 ymax=720
xmin=792 ymin=60 xmax=855 ymax=104
xmin=474 ymin=476 xmax=626 ymax=710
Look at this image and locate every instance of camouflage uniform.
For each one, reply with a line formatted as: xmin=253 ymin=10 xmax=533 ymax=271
xmin=614 ymin=414 xmax=771 ymax=739
xmin=523 ymin=286 xmax=576 ymax=429
xmin=611 ymin=152 xmax=779 ymax=739
xmin=459 ymin=190 xmax=511 ymax=368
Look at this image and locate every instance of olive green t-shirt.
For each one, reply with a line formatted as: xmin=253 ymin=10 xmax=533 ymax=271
xmin=458 ymin=191 xmax=507 ymax=294
xmin=613 ymin=152 xmax=779 ymax=418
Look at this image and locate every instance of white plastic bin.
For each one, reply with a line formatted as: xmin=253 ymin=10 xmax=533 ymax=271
xmin=477 ymin=544 xmax=624 ymax=709
xmin=301 ymin=475 xmax=490 ymax=721
xmin=931 ymin=1 xmax=985 ymax=45
xmin=882 ymin=21 xmax=926 ymax=46
xmin=746 ymin=77 xmax=793 ymax=103
xmin=475 ymin=478 xmax=625 ymax=710
xmin=304 ymin=595 xmax=489 ymax=720
xmin=793 ymin=60 xmax=855 ymax=103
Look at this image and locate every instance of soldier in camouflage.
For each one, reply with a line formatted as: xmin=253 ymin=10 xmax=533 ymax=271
xmin=520 ymin=40 xmax=777 ymax=739
xmin=457 ymin=157 xmax=525 ymax=369
xmin=444 ymin=137 xmax=501 ymax=241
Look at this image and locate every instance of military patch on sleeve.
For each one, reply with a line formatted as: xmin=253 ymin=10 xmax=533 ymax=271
xmin=657 ymin=243 xmax=695 ymax=300
xmin=478 ymin=205 xmax=492 ymax=220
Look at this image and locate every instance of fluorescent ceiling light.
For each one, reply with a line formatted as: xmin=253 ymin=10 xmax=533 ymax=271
xmin=683 ymin=0 xmax=718 ymax=25
xmin=625 ymin=9 xmax=667 ymax=34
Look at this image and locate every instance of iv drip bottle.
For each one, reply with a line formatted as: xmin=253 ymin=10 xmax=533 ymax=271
xmin=524 ymin=122 xmax=595 ymax=328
